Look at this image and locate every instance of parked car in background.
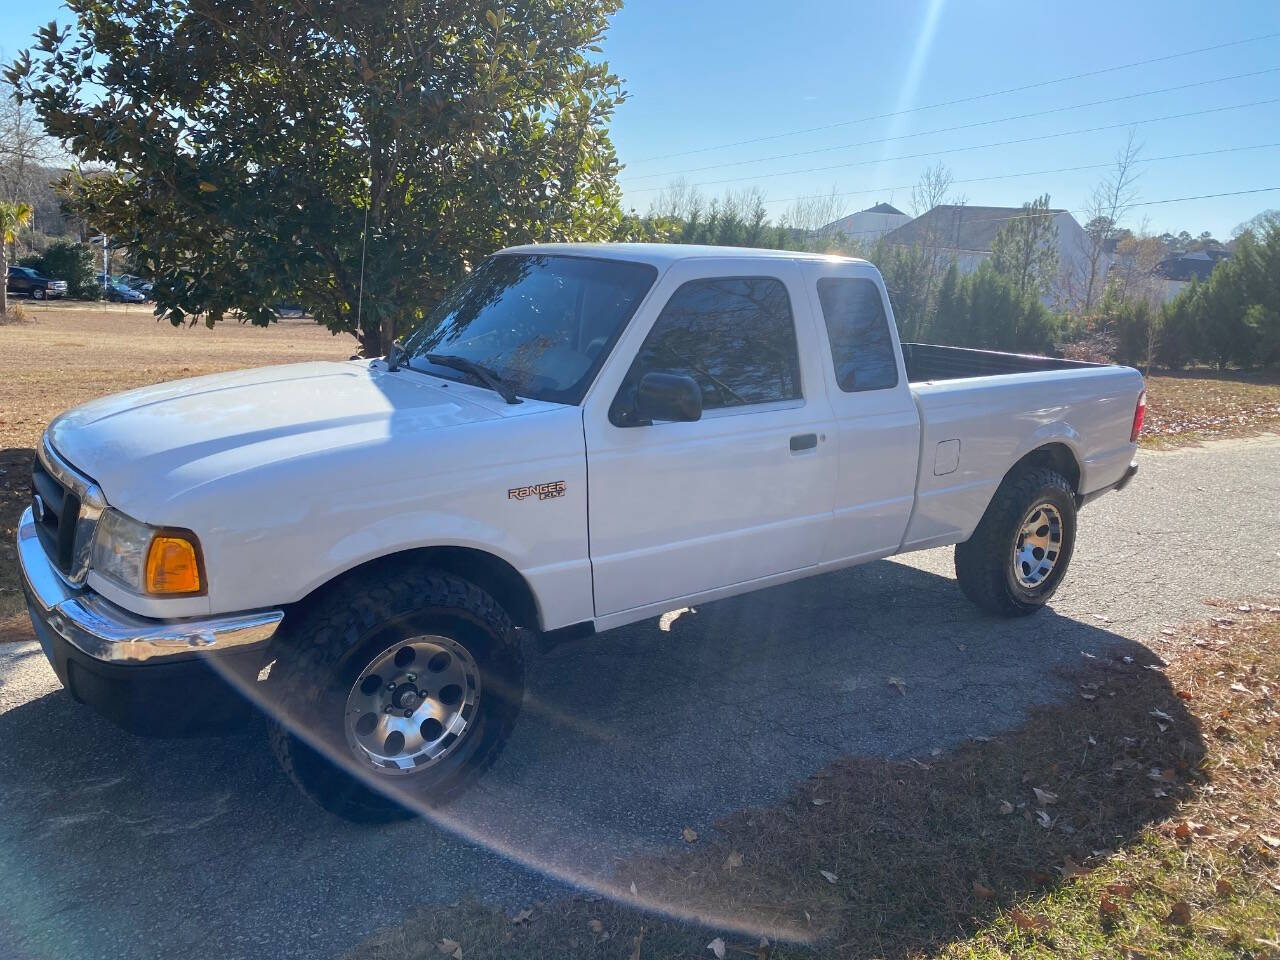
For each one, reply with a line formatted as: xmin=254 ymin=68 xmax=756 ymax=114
xmin=118 ymin=274 xmax=155 ymax=298
xmin=104 ymin=280 xmax=147 ymax=303
xmin=7 ymin=266 xmax=68 ymax=300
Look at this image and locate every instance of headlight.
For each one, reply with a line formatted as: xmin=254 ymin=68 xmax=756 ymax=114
xmin=91 ymin=509 xmax=204 ymax=596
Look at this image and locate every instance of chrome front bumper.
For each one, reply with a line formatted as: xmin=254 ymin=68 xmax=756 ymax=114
xmin=17 ymin=507 xmax=283 ymax=664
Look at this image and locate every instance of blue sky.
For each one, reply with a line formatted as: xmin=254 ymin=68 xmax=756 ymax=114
xmin=603 ymin=0 xmax=1280 ymax=236
xmin=3 ymin=0 xmax=1278 ymax=237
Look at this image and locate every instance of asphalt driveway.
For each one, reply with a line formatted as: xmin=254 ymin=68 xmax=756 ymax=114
xmin=1 ymin=433 xmax=1277 ymax=960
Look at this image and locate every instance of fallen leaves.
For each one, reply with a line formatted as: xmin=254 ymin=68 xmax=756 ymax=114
xmin=681 ymin=827 xmax=698 ymax=844
xmin=819 ymin=869 xmax=838 ymax=884
xmin=1165 ymin=901 xmax=1193 ymax=926
xmin=1009 ymin=905 xmax=1048 ymax=932
xmin=1058 ymin=856 xmax=1090 ymax=880
xmin=1032 ymin=787 xmax=1059 ymax=806
xmin=722 ymin=851 xmax=744 ymax=871
xmin=887 ymin=676 xmax=907 ymax=696
xmin=972 ymin=880 xmax=995 ymax=900
xmin=706 ymin=936 xmax=726 ymax=959
xmin=436 ymin=939 xmax=462 ymax=959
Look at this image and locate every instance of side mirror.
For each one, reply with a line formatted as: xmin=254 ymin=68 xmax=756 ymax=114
xmin=632 ymin=371 xmax=702 ymax=425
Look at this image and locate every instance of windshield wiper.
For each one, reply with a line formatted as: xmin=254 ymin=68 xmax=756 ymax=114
xmin=421 ymin=353 xmax=522 ymax=405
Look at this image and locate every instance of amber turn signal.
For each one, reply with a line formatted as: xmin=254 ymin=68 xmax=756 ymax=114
xmin=145 ymin=536 xmax=202 ymax=595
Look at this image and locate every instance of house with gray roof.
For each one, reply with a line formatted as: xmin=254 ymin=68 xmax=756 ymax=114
xmin=822 ymin=202 xmax=912 ymax=244
xmin=880 ymin=204 xmax=1095 ymax=306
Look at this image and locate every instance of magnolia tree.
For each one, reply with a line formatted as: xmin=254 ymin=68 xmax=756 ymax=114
xmin=9 ymin=0 xmax=633 ymax=355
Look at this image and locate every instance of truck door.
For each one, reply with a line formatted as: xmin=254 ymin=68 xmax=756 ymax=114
xmin=798 ymin=261 xmax=921 ymax=564
xmin=584 ymin=258 xmax=838 ymax=619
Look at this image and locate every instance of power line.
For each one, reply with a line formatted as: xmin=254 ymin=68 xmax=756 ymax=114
xmin=754 ymin=142 xmax=1280 ymax=208
xmin=630 ymin=31 xmax=1280 ymax=164
xmin=624 ymin=67 xmax=1280 ymax=184
xmin=625 ymin=97 xmax=1280 ymax=195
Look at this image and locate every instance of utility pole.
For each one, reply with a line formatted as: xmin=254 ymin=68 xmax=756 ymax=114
xmin=92 ymin=233 xmax=108 ymax=285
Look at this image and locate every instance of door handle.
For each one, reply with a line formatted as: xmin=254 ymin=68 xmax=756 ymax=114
xmin=789 ymin=433 xmax=818 ymax=452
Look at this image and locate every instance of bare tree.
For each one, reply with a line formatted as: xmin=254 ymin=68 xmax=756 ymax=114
xmin=0 ymin=70 xmax=61 ymax=256
xmin=910 ymin=161 xmax=954 ymax=217
xmin=1078 ymin=131 xmax=1142 ymax=312
xmin=1110 ymin=229 xmax=1164 ymax=307
xmin=1232 ymin=209 xmax=1280 ymax=239
xmin=904 ymin=162 xmax=964 ymax=321
xmin=780 ymin=185 xmax=844 ymax=249
xmin=647 ymin=178 xmax=705 ymax=222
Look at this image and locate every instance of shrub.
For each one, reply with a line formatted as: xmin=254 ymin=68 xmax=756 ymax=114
xmin=20 ymin=240 xmax=100 ymax=299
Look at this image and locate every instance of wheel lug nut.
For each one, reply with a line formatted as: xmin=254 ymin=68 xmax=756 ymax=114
xmin=406 ymin=674 xmax=416 ymax=682
xmin=403 ymin=710 xmax=413 ymax=718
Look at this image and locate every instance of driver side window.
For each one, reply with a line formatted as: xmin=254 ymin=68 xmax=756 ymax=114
xmin=623 ymin=276 xmax=802 ymax=411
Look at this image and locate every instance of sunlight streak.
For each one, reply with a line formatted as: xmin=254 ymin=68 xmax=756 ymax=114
xmin=870 ymin=0 xmax=948 ymax=203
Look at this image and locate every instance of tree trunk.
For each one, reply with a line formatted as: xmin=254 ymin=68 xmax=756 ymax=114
xmin=357 ymin=324 xmax=382 ymax=359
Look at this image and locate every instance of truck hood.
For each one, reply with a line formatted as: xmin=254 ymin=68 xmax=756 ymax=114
xmin=48 ymin=361 xmax=508 ymax=516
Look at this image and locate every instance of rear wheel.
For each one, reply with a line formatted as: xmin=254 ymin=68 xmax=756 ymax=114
xmin=265 ymin=565 xmax=524 ymax=822
xmin=32 ymin=288 xmax=44 ymax=300
xmin=954 ymin=465 xmax=1077 ymax=617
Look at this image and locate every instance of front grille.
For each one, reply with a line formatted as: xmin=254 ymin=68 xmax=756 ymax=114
xmin=32 ymin=455 xmax=80 ymax=574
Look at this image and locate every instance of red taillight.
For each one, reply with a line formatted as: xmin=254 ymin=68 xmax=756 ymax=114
xmin=1130 ymin=390 xmax=1146 ymax=442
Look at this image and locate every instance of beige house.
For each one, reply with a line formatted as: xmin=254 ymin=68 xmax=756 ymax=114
xmin=881 ymin=204 xmax=1096 ymax=306
xmin=823 ymin=202 xmax=912 ymax=244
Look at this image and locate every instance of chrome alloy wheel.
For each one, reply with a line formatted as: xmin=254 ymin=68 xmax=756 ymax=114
xmin=343 ymin=635 xmax=481 ymax=775
xmin=1012 ymin=502 xmax=1064 ymax=588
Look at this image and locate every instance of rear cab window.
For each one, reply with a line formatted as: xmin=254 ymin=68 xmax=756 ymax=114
xmin=816 ymin=277 xmax=899 ymax=393
xmin=622 ymin=276 xmax=802 ymax=411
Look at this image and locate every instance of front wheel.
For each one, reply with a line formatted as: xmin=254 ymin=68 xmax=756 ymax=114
xmin=32 ymin=288 xmax=45 ymax=300
xmin=265 ymin=565 xmax=524 ymax=822
xmin=954 ymin=465 xmax=1077 ymax=617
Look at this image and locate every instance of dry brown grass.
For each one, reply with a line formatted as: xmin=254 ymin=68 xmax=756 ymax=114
xmin=1142 ymin=370 xmax=1280 ymax=448
xmin=349 ymin=604 xmax=1280 ymax=960
xmin=0 ymin=301 xmax=351 ymax=626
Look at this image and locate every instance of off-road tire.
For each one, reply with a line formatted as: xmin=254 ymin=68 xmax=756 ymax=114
xmin=954 ymin=465 xmax=1077 ymax=617
xmin=265 ymin=565 xmax=523 ymax=823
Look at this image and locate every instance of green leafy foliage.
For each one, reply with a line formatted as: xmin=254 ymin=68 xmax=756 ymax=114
xmin=1157 ymin=221 xmax=1280 ymax=369
xmin=0 ymin=200 xmax=34 ymax=314
xmin=928 ymin=261 xmax=1058 ymax=354
xmin=989 ymin=193 xmax=1059 ymax=302
xmin=18 ymin=239 xmax=99 ymax=298
xmin=872 ymin=240 xmax=939 ymax=343
xmin=8 ymin=0 xmax=632 ymax=353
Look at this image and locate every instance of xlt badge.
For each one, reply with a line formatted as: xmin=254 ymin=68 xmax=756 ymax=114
xmin=508 ymin=481 xmax=567 ymax=502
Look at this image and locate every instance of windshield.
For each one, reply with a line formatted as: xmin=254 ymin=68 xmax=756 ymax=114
xmin=400 ymin=254 xmax=657 ymax=405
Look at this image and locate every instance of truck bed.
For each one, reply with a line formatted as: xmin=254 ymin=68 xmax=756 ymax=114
xmin=902 ymin=342 xmax=1102 ymax=384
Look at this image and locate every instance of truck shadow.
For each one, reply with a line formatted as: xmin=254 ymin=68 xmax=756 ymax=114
xmin=0 ymin=559 xmax=1201 ymax=959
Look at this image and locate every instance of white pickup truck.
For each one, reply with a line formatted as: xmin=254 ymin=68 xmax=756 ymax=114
xmin=19 ymin=243 xmax=1144 ymax=821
